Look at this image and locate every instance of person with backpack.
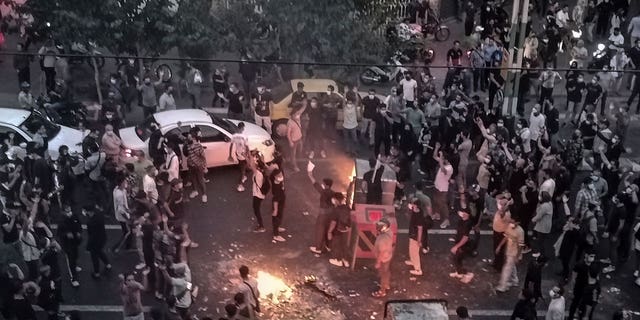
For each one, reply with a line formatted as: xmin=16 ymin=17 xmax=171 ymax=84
xmin=249 ymin=152 xmax=269 ymax=233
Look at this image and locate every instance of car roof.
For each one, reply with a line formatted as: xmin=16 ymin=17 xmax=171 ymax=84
xmin=289 ymin=79 xmax=338 ymax=93
xmin=153 ymin=109 xmax=211 ymax=127
xmin=0 ymin=108 xmax=30 ymax=126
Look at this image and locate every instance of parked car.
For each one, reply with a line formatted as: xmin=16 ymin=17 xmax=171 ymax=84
xmin=0 ymin=107 xmax=85 ymax=160
xmin=119 ymin=109 xmax=275 ymax=167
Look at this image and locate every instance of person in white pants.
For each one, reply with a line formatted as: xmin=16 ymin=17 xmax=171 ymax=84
xmin=496 ymin=219 xmax=525 ymax=292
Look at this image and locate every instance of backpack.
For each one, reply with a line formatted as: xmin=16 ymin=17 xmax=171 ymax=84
xmin=254 ymin=172 xmax=270 ymax=195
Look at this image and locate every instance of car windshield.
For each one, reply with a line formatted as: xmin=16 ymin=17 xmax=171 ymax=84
xmin=135 ymin=115 xmax=159 ymax=141
xmin=269 ymin=82 xmax=293 ymax=103
xmin=209 ymin=113 xmax=238 ymax=134
xmin=21 ymin=111 xmax=61 ymax=139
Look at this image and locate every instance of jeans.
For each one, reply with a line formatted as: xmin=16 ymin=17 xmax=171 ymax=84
xmin=254 ymin=113 xmax=272 ymax=134
xmin=359 ymin=118 xmax=375 ymax=145
xmin=343 ymin=127 xmax=358 ymax=154
xmin=497 ymin=255 xmax=519 ymax=290
xmin=409 ymin=238 xmax=422 ymax=271
xmin=377 ymin=260 xmax=391 ymax=290
xmin=253 ymin=196 xmax=264 ymax=228
xmin=472 ymin=69 xmax=482 ymax=91
xmin=189 ymin=166 xmax=206 ymax=196
xmin=272 ymin=198 xmax=285 ymax=236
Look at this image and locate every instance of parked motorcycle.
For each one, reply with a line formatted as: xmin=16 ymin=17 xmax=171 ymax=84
xmin=421 ymin=8 xmax=450 ymax=41
xmin=57 ymin=41 xmax=105 ymax=69
xmin=36 ymin=95 xmax=86 ymax=128
xmin=360 ymin=53 xmax=408 ymax=85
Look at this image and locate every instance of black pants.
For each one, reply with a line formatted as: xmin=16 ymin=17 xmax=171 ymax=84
xmin=253 ymin=196 xmax=264 ymax=228
xmin=452 ymin=247 xmax=470 ymax=274
xmin=492 ymin=231 xmax=506 ymax=271
xmin=391 ymin=122 xmax=403 ymax=144
xmin=539 ymin=86 xmax=553 ymax=105
xmin=472 ymin=69 xmax=482 ymax=91
xmin=88 ymin=179 xmax=108 ymax=209
xmin=307 ymin=130 xmax=324 ymax=153
xmin=26 ymin=260 xmax=39 ymax=280
xmin=599 ymin=91 xmax=608 ymax=116
xmin=313 ymin=211 xmax=330 ymax=250
xmin=331 ymin=231 xmax=349 ymax=261
xmin=113 ymin=222 xmax=132 ymax=251
xmin=64 ymin=246 xmax=79 ymax=281
xmin=89 ymin=248 xmax=109 ymax=273
xmin=17 ymin=67 xmax=30 ymax=87
xmin=596 ymin=15 xmax=609 ymax=35
xmin=568 ymin=287 xmax=585 ymax=320
xmin=43 ymin=67 xmax=56 ymax=92
xmin=272 ymin=198 xmax=285 ymax=236
xmin=628 ymin=83 xmax=640 ymax=112
xmin=374 ymin=134 xmax=390 ymax=156
xmin=422 ymin=217 xmax=433 ymax=248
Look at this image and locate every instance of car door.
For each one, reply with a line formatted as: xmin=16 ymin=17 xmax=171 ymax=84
xmin=195 ymin=124 xmax=232 ymax=167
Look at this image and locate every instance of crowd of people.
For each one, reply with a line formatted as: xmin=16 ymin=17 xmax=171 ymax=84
xmin=2 ymin=0 xmax=640 ymax=320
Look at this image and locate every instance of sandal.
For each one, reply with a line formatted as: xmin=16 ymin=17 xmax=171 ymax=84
xmin=371 ymin=290 xmax=387 ymax=298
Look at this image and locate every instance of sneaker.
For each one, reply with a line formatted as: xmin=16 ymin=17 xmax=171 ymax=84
xmin=320 ymin=150 xmax=327 ymax=158
xmin=189 ymin=191 xmax=199 ymax=198
xmin=602 ymin=265 xmax=616 ymax=274
xmin=404 ymin=260 xmax=413 ymax=266
xmin=142 ymin=268 xmax=151 ymax=276
xmin=105 ymin=264 xmax=112 ymax=270
xmin=273 ymin=235 xmax=286 ymax=242
xmin=75 ymin=266 xmax=82 ymax=272
xmin=155 ymin=292 xmax=164 ymax=300
xmin=278 ymin=227 xmax=286 ymax=232
xmin=531 ymin=252 xmax=541 ymax=258
xmin=91 ymin=272 xmax=101 ymax=279
xmin=241 ymin=176 xmax=247 ymax=184
xmin=135 ymin=263 xmax=147 ymax=270
xmin=201 ymin=195 xmax=208 ymax=203
xmin=634 ymin=270 xmax=639 ymax=277
xmin=308 ymin=151 xmax=315 ymax=159
xmin=449 ymin=272 xmax=463 ymax=278
xmin=422 ymin=247 xmax=430 ymax=254
xmin=237 ymin=184 xmax=245 ymax=192
xmin=495 ymin=286 xmax=508 ymax=292
xmin=521 ymin=247 xmax=531 ymax=254
xmin=309 ymin=246 xmax=322 ymax=254
xmin=71 ymin=280 xmax=80 ymax=288
xmin=440 ymin=220 xmax=450 ymax=229
xmin=341 ymin=259 xmax=350 ymax=268
xmin=184 ymin=181 xmax=192 ymax=187
xmin=460 ymin=273 xmax=474 ymax=283
xmin=410 ymin=269 xmax=423 ymax=276
xmin=253 ymin=227 xmax=266 ymax=233
xmin=329 ymin=258 xmax=345 ymax=267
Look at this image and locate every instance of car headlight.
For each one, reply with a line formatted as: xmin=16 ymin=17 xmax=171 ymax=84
xmin=263 ymin=139 xmax=274 ymax=146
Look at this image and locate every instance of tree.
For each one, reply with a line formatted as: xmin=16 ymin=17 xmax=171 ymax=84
xmin=211 ymin=0 xmax=389 ymax=79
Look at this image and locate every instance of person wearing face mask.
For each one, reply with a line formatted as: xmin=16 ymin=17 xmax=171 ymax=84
xmin=531 ymin=191 xmax=553 ymax=258
xmin=545 ymin=285 xmax=565 ymax=320
xmin=136 ymin=75 xmax=163 ymax=118
xmin=251 ymin=83 xmax=274 ymax=135
xmin=566 ymin=74 xmax=586 ymax=125
xmin=568 ymin=250 xmax=598 ymax=320
xmin=158 ymin=85 xmax=176 ymax=112
xmin=361 ymin=89 xmax=381 ymax=147
xmin=405 ymin=199 xmax=425 ymax=276
xmin=449 ymin=208 xmax=475 ymax=284
xmin=422 ymin=94 xmax=441 ymax=128
xmin=322 ymin=85 xmax=341 ymax=141
xmin=269 ymin=169 xmax=286 ymax=243
xmin=101 ymin=124 xmax=123 ymax=163
xmin=538 ymin=67 xmax=561 ymax=107
xmin=371 ymin=218 xmax=393 ymax=298
xmin=495 ymin=218 xmax=524 ymax=292
xmin=225 ymin=82 xmax=245 ymax=120
xmin=327 ymin=192 xmax=351 ymax=268
xmin=306 ymin=97 xmax=326 ymax=159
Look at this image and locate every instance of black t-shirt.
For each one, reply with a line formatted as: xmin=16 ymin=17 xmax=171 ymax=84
xmin=573 ymin=262 xmax=600 ymax=291
xmin=213 ymin=73 xmax=227 ymax=92
xmin=313 ymin=182 xmax=334 ymax=209
xmin=607 ymin=204 xmax=627 ymax=233
xmin=306 ymin=107 xmax=324 ymax=131
xmin=363 ymin=166 xmax=384 ymax=204
xmin=291 ymin=91 xmax=307 ymax=107
xmin=252 ymin=91 xmax=273 ymax=117
xmin=408 ymin=210 xmax=426 ymax=240
xmin=373 ymin=112 xmax=391 ymax=137
xmin=490 ymin=68 xmax=504 ymax=87
xmin=362 ymin=96 xmax=381 ymax=119
xmin=455 ymin=218 xmax=473 ymax=246
xmin=606 ymin=143 xmax=625 ymax=163
xmin=329 ymin=205 xmax=351 ymax=232
xmin=567 ymin=79 xmax=586 ymax=102
xmin=271 ymin=178 xmax=285 ymax=203
xmin=228 ymin=91 xmax=244 ymax=114
xmin=1 ymin=212 xmax=19 ymax=243
xmin=168 ymin=189 xmax=184 ymax=220
xmin=584 ymin=83 xmax=603 ymax=104
xmin=148 ymin=130 xmax=166 ymax=161
xmin=447 ymin=48 xmax=463 ymax=64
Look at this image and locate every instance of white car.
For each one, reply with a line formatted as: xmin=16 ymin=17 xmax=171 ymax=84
xmin=119 ymin=109 xmax=275 ymax=167
xmin=0 ymin=108 xmax=85 ymax=159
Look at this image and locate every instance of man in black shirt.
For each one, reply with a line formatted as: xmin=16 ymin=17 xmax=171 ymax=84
xmin=227 ymin=82 xmax=245 ymax=120
xmin=568 ymin=250 xmax=599 ymax=320
xmin=447 ymin=41 xmax=463 ymax=66
xmin=270 ymin=169 xmax=286 ymax=243
xmin=450 ymin=208 xmax=474 ymax=283
xmin=362 ymin=157 xmax=384 ymax=204
xmin=567 ymin=74 xmax=586 ymax=124
xmin=58 ymin=207 xmax=83 ymax=287
xmin=85 ymin=205 xmax=111 ymax=278
xmin=308 ymin=168 xmax=335 ymax=254
xmin=582 ymin=76 xmax=603 ymax=114
xmin=361 ymin=89 xmax=381 ymax=147
xmin=290 ymin=82 xmax=307 ymax=109
xmin=148 ymin=123 xmax=166 ymax=167
xmin=327 ymin=193 xmax=351 ymax=268
xmin=251 ymin=84 xmax=273 ymax=134
xmin=373 ymin=107 xmax=393 ymax=156
xmin=406 ymin=199 xmax=425 ymax=275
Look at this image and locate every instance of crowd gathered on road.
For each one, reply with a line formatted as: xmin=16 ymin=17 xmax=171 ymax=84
xmin=2 ymin=0 xmax=640 ymax=319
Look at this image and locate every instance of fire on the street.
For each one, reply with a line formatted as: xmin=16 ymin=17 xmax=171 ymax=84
xmin=256 ymin=271 xmax=293 ymax=304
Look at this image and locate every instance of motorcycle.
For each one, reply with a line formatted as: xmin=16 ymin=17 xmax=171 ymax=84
xmin=360 ymin=53 xmax=408 ymax=85
xmin=421 ymin=8 xmax=450 ymax=41
xmin=587 ymin=43 xmax=612 ymax=73
xmin=57 ymin=41 xmax=106 ymax=70
xmin=116 ymin=56 xmax=173 ymax=82
xmin=36 ymin=95 xmax=86 ymax=128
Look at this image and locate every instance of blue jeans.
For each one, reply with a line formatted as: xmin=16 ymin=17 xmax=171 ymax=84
xmin=343 ymin=127 xmax=358 ymax=154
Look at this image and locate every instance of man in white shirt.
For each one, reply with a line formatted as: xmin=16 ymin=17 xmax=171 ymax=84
xmin=608 ymin=27 xmax=625 ymax=51
xmin=628 ymin=14 xmax=640 ymax=42
xmin=529 ymin=105 xmax=546 ymax=141
xmin=556 ymin=5 xmax=570 ymax=29
xmin=546 ymin=285 xmax=566 ymax=320
xmin=539 ymin=169 xmax=556 ymax=197
xmin=398 ymin=71 xmax=418 ymax=108
xmin=142 ymin=165 xmax=159 ymax=204
xmin=158 ymin=85 xmax=176 ymax=111
xmin=433 ymin=147 xmax=453 ymax=228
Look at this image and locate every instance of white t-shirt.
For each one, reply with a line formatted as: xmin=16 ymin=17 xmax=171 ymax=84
xmin=519 ymin=128 xmax=532 ymax=153
xmin=608 ymin=34 xmax=624 ymax=47
xmin=143 ymin=174 xmax=158 ymax=204
xmin=252 ymin=170 xmax=266 ymax=199
xmin=434 ymin=163 xmax=453 ymax=192
xmin=556 ymin=10 xmax=570 ymax=28
xmin=231 ymin=133 xmax=248 ymax=161
xmin=539 ymin=178 xmax=556 ymax=197
xmin=399 ymin=78 xmax=418 ymax=102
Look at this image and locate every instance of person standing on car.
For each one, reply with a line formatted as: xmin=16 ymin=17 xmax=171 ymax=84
xmin=252 ymin=83 xmax=273 ymax=134
xmin=37 ymin=39 xmax=58 ymax=93
xmin=227 ymin=82 xmax=245 ymax=120
xmin=306 ymin=97 xmax=326 ymax=159
xmin=287 ymin=103 xmax=306 ymax=172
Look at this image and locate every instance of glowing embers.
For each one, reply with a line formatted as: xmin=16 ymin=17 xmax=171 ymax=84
xmin=256 ymin=271 xmax=293 ymax=304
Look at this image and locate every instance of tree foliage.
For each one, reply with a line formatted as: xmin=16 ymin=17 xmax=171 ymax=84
xmin=211 ymin=0 xmax=389 ymax=64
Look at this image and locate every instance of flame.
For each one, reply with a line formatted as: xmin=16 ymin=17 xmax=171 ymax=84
xmin=256 ymin=271 xmax=293 ymax=304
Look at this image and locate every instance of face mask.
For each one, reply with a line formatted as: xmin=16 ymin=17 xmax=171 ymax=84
xmin=106 ymin=130 xmax=113 ymax=135
xmin=310 ymin=102 xmax=317 ymax=107
xmin=275 ymin=177 xmax=284 ymax=183
xmin=509 ymin=223 xmax=516 ymax=229
xmin=369 ymin=94 xmax=374 ymax=99
xmin=144 ymin=81 xmax=151 ymax=85
xmin=612 ymin=138 xmax=619 ymax=144
xmin=592 ymin=80 xmax=597 ymax=84
xmin=110 ymin=79 xmax=116 ymax=84
xmin=549 ymin=290 xmax=556 ymax=298
xmin=326 ymin=91 xmax=332 ymax=95
xmin=106 ymin=114 xmax=113 ymax=119
xmin=497 ymin=123 xmax=503 ymax=127
xmin=258 ymin=88 xmax=265 ymax=94
xmin=516 ymin=124 xmax=522 ymax=129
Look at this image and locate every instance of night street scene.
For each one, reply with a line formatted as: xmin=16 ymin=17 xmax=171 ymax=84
xmin=2 ymin=0 xmax=640 ymax=319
